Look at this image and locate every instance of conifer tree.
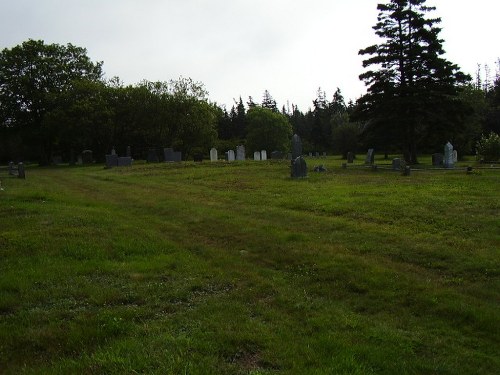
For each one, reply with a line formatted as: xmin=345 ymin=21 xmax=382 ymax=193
xmin=355 ymin=0 xmax=470 ymax=163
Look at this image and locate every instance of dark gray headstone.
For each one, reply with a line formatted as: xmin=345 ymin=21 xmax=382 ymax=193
xmin=8 ymin=161 xmax=16 ymax=175
xmin=392 ymin=158 xmax=401 ymax=171
xmin=292 ymin=134 xmax=302 ymax=159
xmin=105 ymin=154 xmax=119 ymax=168
xmin=173 ymin=151 xmax=182 ymax=162
xmin=236 ymin=145 xmax=245 ymax=161
xmin=271 ymin=151 xmax=283 ymax=160
xmin=291 ymin=156 xmax=307 ymax=178
xmin=365 ymin=149 xmax=374 ymax=164
xmin=82 ymin=150 xmax=93 ymax=164
xmin=347 ymin=152 xmax=354 ymax=163
xmin=17 ymin=162 xmax=25 ymax=179
xmin=147 ymin=148 xmax=159 ymax=163
xmin=117 ymin=157 xmax=132 ymax=167
xmin=227 ymin=150 xmax=235 ymax=161
xmin=164 ymin=148 xmax=174 ymax=162
xmin=432 ymin=153 xmax=443 ymax=166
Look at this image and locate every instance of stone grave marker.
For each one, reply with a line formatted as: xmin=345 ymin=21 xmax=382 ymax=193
xmin=347 ymin=152 xmax=354 ymax=163
xmin=117 ymin=157 xmax=132 ymax=167
xmin=210 ymin=148 xmax=218 ymax=162
xmin=365 ymin=149 xmax=374 ymax=164
xmin=164 ymin=148 xmax=174 ymax=162
xmin=444 ymin=142 xmax=454 ymax=168
xmin=453 ymin=150 xmax=458 ymax=163
xmin=227 ymin=150 xmax=235 ymax=162
xmin=17 ymin=162 xmax=25 ymax=179
xmin=105 ymin=154 xmax=118 ymax=168
xmin=291 ymin=156 xmax=307 ymax=178
xmin=8 ymin=162 xmax=16 ymax=175
xmin=147 ymin=148 xmax=159 ymax=163
xmin=392 ymin=158 xmax=401 ymax=170
xmin=254 ymin=151 xmax=261 ymax=161
xmin=261 ymin=150 xmax=267 ymax=161
xmin=173 ymin=151 xmax=182 ymax=162
xmin=292 ymin=134 xmax=302 ymax=159
xmin=432 ymin=153 xmax=443 ymax=166
xmin=82 ymin=150 xmax=93 ymax=164
xmin=236 ymin=145 xmax=245 ymax=161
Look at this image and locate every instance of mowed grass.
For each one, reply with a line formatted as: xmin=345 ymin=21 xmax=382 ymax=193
xmin=0 ymin=157 xmax=498 ymax=374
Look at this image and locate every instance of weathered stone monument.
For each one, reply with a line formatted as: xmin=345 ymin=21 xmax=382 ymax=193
xmin=210 ymin=148 xmax=218 ymax=162
xmin=291 ymin=156 xmax=307 ymax=178
xmin=105 ymin=154 xmax=118 ymax=168
xmin=17 ymin=162 xmax=25 ymax=179
xmin=432 ymin=153 xmax=443 ymax=166
xmin=444 ymin=142 xmax=454 ymax=168
xmin=227 ymin=150 xmax=235 ymax=162
xmin=164 ymin=148 xmax=174 ymax=162
xmin=236 ymin=145 xmax=245 ymax=161
xmin=392 ymin=158 xmax=401 ymax=171
xmin=347 ymin=152 xmax=354 ymax=163
xmin=254 ymin=151 xmax=261 ymax=161
xmin=82 ymin=150 xmax=93 ymax=164
xmin=261 ymin=150 xmax=267 ymax=161
xmin=292 ymin=134 xmax=302 ymax=159
xmin=147 ymin=148 xmax=159 ymax=163
xmin=117 ymin=157 xmax=132 ymax=166
xmin=365 ymin=149 xmax=374 ymax=164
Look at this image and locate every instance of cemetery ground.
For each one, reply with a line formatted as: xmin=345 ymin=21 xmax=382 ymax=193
xmin=0 ymin=156 xmax=498 ymax=374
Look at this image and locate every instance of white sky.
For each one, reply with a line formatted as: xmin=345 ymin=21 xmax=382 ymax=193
xmin=1 ymin=0 xmax=499 ymax=111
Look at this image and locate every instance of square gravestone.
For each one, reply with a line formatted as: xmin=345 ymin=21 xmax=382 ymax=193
xmin=291 ymin=156 xmax=307 ymax=178
xmin=117 ymin=156 xmax=132 ymax=166
xmin=147 ymin=148 xmax=159 ymax=163
xmin=210 ymin=148 xmax=218 ymax=162
xmin=261 ymin=150 xmax=267 ymax=161
xmin=164 ymin=148 xmax=174 ymax=162
xmin=365 ymin=149 xmax=374 ymax=164
xmin=254 ymin=151 xmax=261 ymax=161
xmin=292 ymin=134 xmax=302 ymax=159
xmin=82 ymin=150 xmax=93 ymax=164
xmin=236 ymin=145 xmax=245 ymax=161
xmin=392 ymin=158 xmax=401 ymax=170
xmin=271 ymin=151 xmax=283 ymax=160
xmin=173 ymin=151 xmax=182 ymax=162
xmin=432 ymin=153 xmax=443 ymax=166
xmin=105 ymin=154 xmax=119 ymax=168
xmin=227 ymin=150 xmax=235 ymax=162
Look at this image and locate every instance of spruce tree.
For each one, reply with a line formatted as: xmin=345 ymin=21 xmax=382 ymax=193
xmin=355 ymin=0 xmax=470 ymax=163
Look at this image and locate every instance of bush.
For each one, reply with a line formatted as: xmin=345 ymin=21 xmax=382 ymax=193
xmin=476 ymin=132 xmax=500 ymax=161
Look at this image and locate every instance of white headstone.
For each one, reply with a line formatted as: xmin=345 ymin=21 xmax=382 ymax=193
xmin=261 ymin=150 xmax=267 ymax=161
xmin=210 ymin=148 xmax=218 ymax=162
xmin=254 ymin=151 xmax=261 ymax=161
xmin=227 ymin=150 xmax=235 ymax=162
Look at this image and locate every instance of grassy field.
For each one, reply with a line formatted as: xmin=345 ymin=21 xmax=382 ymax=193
xmin=0 ymin=156 xmax=499 ymax=374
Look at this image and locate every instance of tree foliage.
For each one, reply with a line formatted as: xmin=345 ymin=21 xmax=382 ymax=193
xmin=355 ymin=0 xmax=470 ymax=163
xmin=246 ymin=106 xmax=292 ymax=153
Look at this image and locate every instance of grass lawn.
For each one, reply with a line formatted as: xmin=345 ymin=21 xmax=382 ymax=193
xmin=0 ymin=156 xmax=499 ymax=374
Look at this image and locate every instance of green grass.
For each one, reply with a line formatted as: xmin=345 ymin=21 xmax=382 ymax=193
xmin=0 ymin=156 xmax=499 ymax=374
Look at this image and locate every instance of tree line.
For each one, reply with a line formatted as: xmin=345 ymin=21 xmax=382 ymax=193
xmin=1 ymin=0 xmax=499 ymax=164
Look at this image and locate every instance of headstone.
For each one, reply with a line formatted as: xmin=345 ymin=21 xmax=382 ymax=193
xmin=164 ymin=148 xmax=174 ymax=162
xmin=147 ymin=148 xmax=159 ymax=163
xmin=291 ymin=156 xmax=307 ymax=178
xmin=309 ymin=152 xmax=313 ymax=157
xmin=82 ymin=150 xmax=93 ymax=164
xmin=402 ymin=166 xmax=411 ymax=176
xmin=210 ymin=148 xmax=218 ymax=162
xmin=51 ymin=156 xmax=62 ymax=165
xmin=236 ymin=145 xmax=245 ymax=161
xmin=432 ymin=153 xmax=443 ymax=166
xmin=314 ymin=165 xmax=326 ymax=172
xmin=77 ymin=155 xmax=83 ymax=165
xmin=17 ymin=162 xmax=25 ymax=179
xmin=452 ymin=150 xmax=458 ymax=163
xmin=193 ymin=154 xmax=203 ymax=162
xmin=347 ymin=152 xmax=354 ymax=163
xmin=271 ymin=151 xmax=283 ymax=160
xmin=105 ymin=154 xmax=118 ymax=168
xmin=254 ymin=151 xmax=261 ymax=161
xmin=117 ymin=157 xmax=132 ymax=167
xmin=392 ymin=158 xmax=401 ymax=171
xmin=322 ymin=152 xmax=327 ymax=158
xmin=126 ymin=146 xmax=131 ymax=158
xmin=444 ymin=142 xmax=454 ymax=168
xmin=173 ymin=151 xmax=182 ymax=162
xmin=227 ymin=150 xmax=235 ymax=162
xmin=261 ymin=150 xmax=267 ymax=161
xmin=8 ymin=162 xmax=15 ymax=175
xmin=292 ymin=134 xmax=302 ymax=159
xmin=365 ymin=149 xmax=374 ymax=164
xmin=315 ymin=152 xmax=320 ymax=158
xmin=111 ymin=148 xmax=116 ymax=156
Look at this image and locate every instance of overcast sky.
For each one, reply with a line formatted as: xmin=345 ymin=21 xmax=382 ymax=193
xmin=1 ymin=0 xmax=499 ymax=110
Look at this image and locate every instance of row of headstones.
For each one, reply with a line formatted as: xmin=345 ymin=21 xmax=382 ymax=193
xmin=433 ymin=142 xmax=457 ymax=168
xmin=147 ymin=148 xmax=182 ymax=163
xmin=105 ymin=147 xmax=133 ymax=168
xmin=8 ymin=162 xmax=25 ymax=179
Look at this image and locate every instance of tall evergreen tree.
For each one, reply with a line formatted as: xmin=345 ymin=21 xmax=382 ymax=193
xmin=355 ymin=0 xmax=470 ymax=163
